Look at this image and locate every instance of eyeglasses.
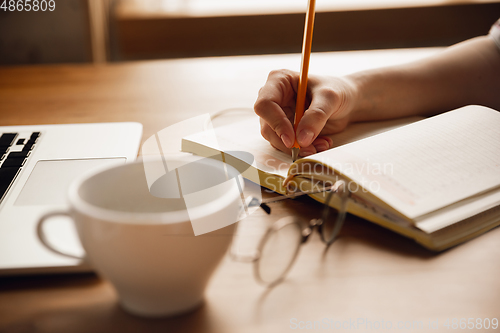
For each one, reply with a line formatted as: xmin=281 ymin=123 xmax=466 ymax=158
xmin=231 ymin=180 xmax=350 ymax=287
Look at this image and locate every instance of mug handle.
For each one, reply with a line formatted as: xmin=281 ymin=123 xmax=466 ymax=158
xmin=36 ymin=211 xmax=84 ymax=260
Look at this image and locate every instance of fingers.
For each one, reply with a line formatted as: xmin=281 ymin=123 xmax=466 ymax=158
xmin=260 ymin=118 xmax=290 ymax=154
xmin=296 ymin=86 xmax=342 ymax=147
xmin=298 ymin=145 xmax=316 ymax=157
xmin=312 ymin=136 xmax=333 ymax=153
xmin=299 ymin=136 xmax=333 ymax=157
xmin=255 ymin=70 xmax=353 ymax=157
xmin=254 ymin=70 xmax=298 ymax=149
xmin=260 ymin=118 xmax=322 ymax=157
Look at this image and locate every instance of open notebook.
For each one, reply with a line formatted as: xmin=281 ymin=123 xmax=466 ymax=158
xmin=182 ymin=105 xmax=500 ymax=251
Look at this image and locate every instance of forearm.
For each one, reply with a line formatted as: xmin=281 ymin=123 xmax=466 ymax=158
xmin=347 ymin=36 xmax=500 ymax=122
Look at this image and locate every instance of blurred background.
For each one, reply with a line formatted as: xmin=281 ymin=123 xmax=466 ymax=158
xmin=0 ymin=0 xmax=499 ymax=65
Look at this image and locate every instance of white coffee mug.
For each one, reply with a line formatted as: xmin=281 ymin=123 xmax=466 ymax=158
xmin=37 ymin=157 xmax=243 ymax=317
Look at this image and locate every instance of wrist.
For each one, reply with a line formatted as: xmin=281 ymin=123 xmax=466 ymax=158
xmin=345 ymin=68 xmax=390 ymax=122
xmin=342 ymin=73 xmax=367 ymax=123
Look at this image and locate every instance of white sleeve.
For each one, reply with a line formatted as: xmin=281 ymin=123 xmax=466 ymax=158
xmin=489 ymin=19 xmax=500 ymax=50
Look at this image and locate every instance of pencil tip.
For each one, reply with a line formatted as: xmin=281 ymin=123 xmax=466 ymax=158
xmin=291 ymin=148 xmax=299 ymax=162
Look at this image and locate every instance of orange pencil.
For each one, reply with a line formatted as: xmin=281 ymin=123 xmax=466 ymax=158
xmin=291 ymin=0 xmax=316 ymax=162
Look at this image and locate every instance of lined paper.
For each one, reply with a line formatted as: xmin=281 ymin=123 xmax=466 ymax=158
xmin=313 ymin=106 xmax=500 ymax=219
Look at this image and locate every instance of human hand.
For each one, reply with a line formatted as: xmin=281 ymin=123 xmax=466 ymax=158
xmin=254 ymin=69 xmax=358 ymax=157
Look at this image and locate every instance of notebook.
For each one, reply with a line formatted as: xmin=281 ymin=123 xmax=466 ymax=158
xmin=182 ymin=105 xmax=500 ymax=251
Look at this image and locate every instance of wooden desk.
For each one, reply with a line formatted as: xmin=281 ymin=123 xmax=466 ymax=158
xmin=1 ymin=49 xmax=499 ymax=333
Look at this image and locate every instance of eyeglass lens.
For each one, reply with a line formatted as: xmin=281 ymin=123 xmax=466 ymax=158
xmin=254 ymin=181 xmax=349 ymax=286
xmin=319 ymin=183 xmax=348 ymax=244
xmin=254 ymin=217 xmax=303 ymax=286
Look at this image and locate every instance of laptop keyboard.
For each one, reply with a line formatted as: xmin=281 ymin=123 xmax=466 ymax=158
xmin=0 ymin=132 xmax=40 ymax=203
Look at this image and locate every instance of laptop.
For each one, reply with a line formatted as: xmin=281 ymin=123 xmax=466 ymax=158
xmin=0 ymin=122 xmax=142 ymax=276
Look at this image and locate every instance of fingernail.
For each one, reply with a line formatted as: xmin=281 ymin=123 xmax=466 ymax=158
xmin=318 ymin=136 xmax=333 ymax=147
xmin=297 ymin=130 xmax=314 ymax=146
xmin=315 ymin=143 xmax=329 ymax=151
xmin=281 ymin=134 xmax=292 ymax=148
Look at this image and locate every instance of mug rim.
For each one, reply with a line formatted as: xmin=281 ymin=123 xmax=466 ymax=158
xmin=67 ymin=157 xmax=244 ymax=225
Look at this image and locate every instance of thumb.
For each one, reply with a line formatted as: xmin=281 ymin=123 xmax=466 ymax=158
xmin=296 ymin=87 xmax=341 ymax=147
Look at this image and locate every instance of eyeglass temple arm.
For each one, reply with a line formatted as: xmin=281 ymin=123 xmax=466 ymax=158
xmin=245 ymin=197 xmax=272 ymax=214
xmin=245 ymin=182 xmax=343 ymax=215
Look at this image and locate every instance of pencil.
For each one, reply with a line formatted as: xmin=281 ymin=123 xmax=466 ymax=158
xmin=291 ymin=0 xmax=316 ymax=162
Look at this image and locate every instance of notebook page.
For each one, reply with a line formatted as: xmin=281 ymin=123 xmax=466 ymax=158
xmin=185 ymin=116 xmax=292 ymax=178
xmin=311 ymin=106 xmax=500 ymax=219
xmin=183 ymin=115 xmax=423 ymax=180
xmin=328 ymin=116 xmax=422 ymax=147
xmin=415 ymin=186 xmax=500 ymax=233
